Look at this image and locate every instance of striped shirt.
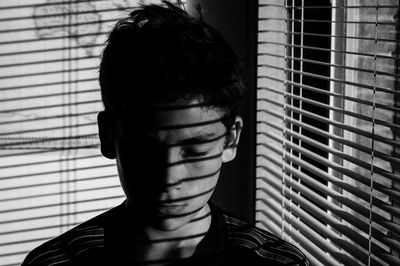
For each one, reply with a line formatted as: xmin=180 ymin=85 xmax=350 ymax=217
xmin=22 ymin=202 xmax=309 ymax=266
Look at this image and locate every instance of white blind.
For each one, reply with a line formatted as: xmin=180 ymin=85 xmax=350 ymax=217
xmin=0 ymin=1 xmax=180 ymax=265
xmin=256 ymin=0 xmax=399 ymax=265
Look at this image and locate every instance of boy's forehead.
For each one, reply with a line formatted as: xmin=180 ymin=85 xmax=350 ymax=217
xmin=144 ymin=123 xmax=223 ymax=145
xmin=117 ymin=104 xmax=226 ymax=138
xmin=147 ymin=106 xmax=222 ymax=127
xmin=120 ymin=99 xmax=223 ymax=125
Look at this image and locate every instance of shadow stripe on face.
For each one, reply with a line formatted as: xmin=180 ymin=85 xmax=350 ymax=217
xmin=144 ymin=131 xmax=229 ymax=148
xmin=145 ymin=101 xmax=240 ymax=111
xmin=163 ymin=168 xmax=221 ymax=188
xmin=158 ymin=186 xmax=216 ymax=205
xmin=121 ymin=115 xmax=240 ymax=131
xmin=190 ymin=210 xmax=211 ymax=223
xmin=162 ymin=152 xmax=223 ymax=167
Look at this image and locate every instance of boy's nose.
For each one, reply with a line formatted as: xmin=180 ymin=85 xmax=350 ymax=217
xmin=158 ymin=148 xmax=185 ymax=192
xmin=162 ymin=162 xmax=184 ymax=191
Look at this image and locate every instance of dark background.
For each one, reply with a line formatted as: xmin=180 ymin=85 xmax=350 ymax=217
xmin=187 ymin=0 xmax=258 ymax=224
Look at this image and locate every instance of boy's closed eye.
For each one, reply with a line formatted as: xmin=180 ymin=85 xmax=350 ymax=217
xmin=181 ymin=147 xmax=210 ymax=158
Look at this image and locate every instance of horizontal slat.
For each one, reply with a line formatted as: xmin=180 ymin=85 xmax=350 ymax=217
xmin=0 ymin=0 xmax=114 ymax=10
xmin=256 ymin=172 xmax=397 ymax=265
xmin=0 ymin=61 xmax=98 ymax=79
xmin=258 ymin=16 xmax=397 ymax=26
xmin=258 ymin=90 xmax=400 ymax=167
xmin=259 ymin=139 xmax=400 ymax=208
xmin=0 ymin=122 xmax=98 ymax=138
xmin=256 ymin=208 xmax=343 ymax=266
xmin=280 ymin=166 xmax=399 ymax=245
xmin=285 ymin=116 xmax=400 ymax=169
xmin=286 ymin=18 xmax=397 ymax=26
xmin=0 ymin=66 xmax=98 ymax=80
xmin=257 ymin=118 xmax=398 ymax=196
xmin=285 ymin=92 xmax=400 ymax=133
xmin=257 ymin=146 xmax=400 ymax=242
xmin=257 ymin=189 xmax=368 ymax=265
xmin=259 ymin=4 xmax=400 ymax=9
xmin=0 ymin=222 xmax=79 ymax=236
xmin=258 ymin=62 xmax=400 ymax=97
xmin=257 ymin=136 xmax=400 ymax=222
xmin=286 ymin=5 xmax=400 ymax=9
xmin=269 ymin=178 xmax=398 ymax=265
xmin=0 ymin=174 xmax=116 ymax=194
xmin=257 ymin=78 xmax=400 ymax=119
xmin=257 ymin=98 xmax=400 ymax=165
xmin=0 ymin=1 xmax=143 ymax=263
xmin=0 ymin=77 xmax=97 ymax=91
xmin=259 ymin=39 xmax=399 ymax=62
xmin=0 ymin=206 xmax=119 ymax=265
xmin=0 ymin=55 xmax=97 ymax=69
xmin=295 ymin=55 xmax=399 ymax=79
xmin=0 ymin=30 xmax=107 ymax=45
xmin=284 ymin=104 xmax=400 ymax=150
xmin=0 ymin=204 xmax=116 ymax=226
xmin=0 ymin=184 xmax=120 ymax=203
xmin=0 ymin=100 xmax=100 ymax=116
xmin=282 ymin=81 xmax=400 ymax=114
xmin=0 ymin=163 xmax=115 ymax=181
xmin=258 ymin=29 xmax=399 ymax=44
xmin=256 ymin=210 xmax=331 ymax=266
xmin=0 ymin=192 xmax=123 ymax=231
xmin=0 ymin=44 xmax=102 ymax=57
xmin=0 ymin=148 xmax=78 ymax=158
xmin=257 ymin=123 xmax=399 ymax=195
xmin=256 ymin=183 xmax=368 ymax=266
xmin=0 ymin=89 xmax=99 ymax=103
xmin=288 ymin=111 xmax=399 ymax=165
xmin=0 ymin=153 xmax=101 ymax=169
xmin=0 ymin=111 xmax=98 ymax=127
xmin=258 ymin=51 xmax=400 ymax=79
xmin=257 ymin=2 xmax=399 ymax=265
xmin=0 ymin=196 xmax=125 ymax=222
xmin=0 ymin=6 xmax=135 ymax=23
xmin=0 ymin=19 xmax=118 ymax=36
xmin=284 ymin=127 xmax=399 ymax=182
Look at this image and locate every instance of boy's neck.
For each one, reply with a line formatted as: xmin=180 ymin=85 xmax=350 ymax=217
xmin=115 ymin=203 xmax=212 ymax=264
xmin=141 ymin=203 xmax=212 ymax=241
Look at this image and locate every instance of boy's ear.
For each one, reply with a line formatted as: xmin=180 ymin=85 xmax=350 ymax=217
xmin=222 ymin=116 xmax=243 ymax=163
xmin=97 ymin=111 xmax=116 ymax=159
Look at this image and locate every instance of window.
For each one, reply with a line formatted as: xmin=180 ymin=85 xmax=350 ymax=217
xmin=0 ymin=1 xmax=181 ymax=265
xmin=256 ymin=0 xmax=399 ymax=265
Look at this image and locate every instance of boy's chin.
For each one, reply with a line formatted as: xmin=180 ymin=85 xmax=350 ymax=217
xmin=149 ymin=216 xmax=192 ymax=231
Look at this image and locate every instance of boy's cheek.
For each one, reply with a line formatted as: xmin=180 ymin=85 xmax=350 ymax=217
xmin=189 ymin=157 xmax=223 ymax=177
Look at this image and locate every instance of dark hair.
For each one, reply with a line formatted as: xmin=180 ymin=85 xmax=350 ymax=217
xmin=99 ymin=1 xmax=245 ymax=129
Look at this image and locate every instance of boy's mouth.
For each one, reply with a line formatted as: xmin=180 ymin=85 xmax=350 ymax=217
xmin=155 ymin=203 xmax=187 ymax=216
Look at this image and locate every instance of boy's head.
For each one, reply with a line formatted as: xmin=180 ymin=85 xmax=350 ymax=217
xmin=98 ymin=1 xmax=245 ymax=231
xmin=99 ymin=1 xmax=245 ymax=129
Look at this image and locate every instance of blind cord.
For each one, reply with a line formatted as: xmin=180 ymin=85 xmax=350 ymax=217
xmin=281 ymin=0 xmax=289 ymax=240
xmin=367 ymin=2 xmax=379 ymax=266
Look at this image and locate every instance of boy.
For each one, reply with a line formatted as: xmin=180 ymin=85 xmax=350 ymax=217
xmin=23 ymin=2 xmax=309 ymax=265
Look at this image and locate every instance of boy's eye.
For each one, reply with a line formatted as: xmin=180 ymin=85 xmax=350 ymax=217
xmin=182 ymin=149 xmax=209 ymax=158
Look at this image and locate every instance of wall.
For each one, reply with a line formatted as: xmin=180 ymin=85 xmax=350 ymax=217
xmin=187 ymin=0 xmax=257 ymax=223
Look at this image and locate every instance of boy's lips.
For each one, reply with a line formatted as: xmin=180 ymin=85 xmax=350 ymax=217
xmin=155 ymin=203 xmax=187 ymax=216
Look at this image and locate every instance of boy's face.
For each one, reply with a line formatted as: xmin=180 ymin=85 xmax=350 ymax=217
xmin=99 ymin=102 xmax=242 ymax=231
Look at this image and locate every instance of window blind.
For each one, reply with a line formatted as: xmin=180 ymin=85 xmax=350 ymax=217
xmin=256 ymin=0 xmax=399 ymax=265
xmin=0 ymin=1 xmax=181 ymax=265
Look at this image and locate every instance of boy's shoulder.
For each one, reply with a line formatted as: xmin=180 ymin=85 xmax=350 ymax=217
xmin=21 ymin=209 xmax=111 ymax=266
xmin=23 ymin=204 xmax=309 ymax=266
xmin=218 ymin=208 xmax=309 ymax=266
